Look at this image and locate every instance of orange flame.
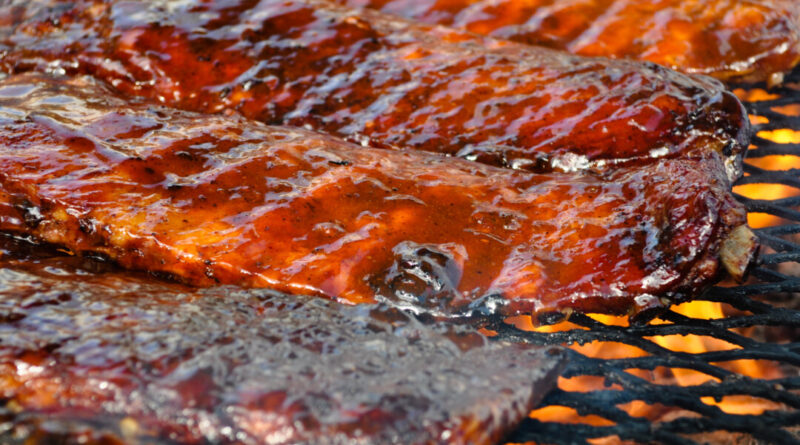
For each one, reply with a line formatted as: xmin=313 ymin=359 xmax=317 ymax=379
xmin=648 ymin=301 xmax=784 ymax=415
xmin=732 ymin=107 xmax=800 ymax=229
xmin=525 ymin=302 xmax=785 ymax=432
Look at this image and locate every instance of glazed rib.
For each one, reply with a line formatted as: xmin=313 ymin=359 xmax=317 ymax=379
xmin=339 ymin=0 xmax=800 ymax=84
xmin=0 ymin=0 xmax=749 ymax=176
xmin=0 ymin=74 xmax=754 ymax=319
xmin=0 ymin=236 xmax=565 ymax=445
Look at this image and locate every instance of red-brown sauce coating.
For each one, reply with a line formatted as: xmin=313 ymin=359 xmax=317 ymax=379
xmin=0 ymin=0 xmax=749 ymax=176
xmin=342 ymin=0 xmax=800 ymax=83
xmin=0 ymin=235 xmax=565 ymax=444
xmin=0 ymin=74 xmax=748 ymax=319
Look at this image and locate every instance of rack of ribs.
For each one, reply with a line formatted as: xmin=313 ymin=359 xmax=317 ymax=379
xmin=0 ymin=0 xmax=750 ymax=178
xmin=0 ymin=235 xmax=566 ymax=444
xmin=335 ymin=0 xmax=800 ymax=84
xmin=0 ymin=74 xmax=755 ymax=320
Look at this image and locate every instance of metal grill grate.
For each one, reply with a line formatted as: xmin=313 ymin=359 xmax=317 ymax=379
xmin=495 ymin=69 xmax=800 ymax=445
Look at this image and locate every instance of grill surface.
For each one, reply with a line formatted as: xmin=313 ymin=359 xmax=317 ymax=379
xmin=494 ymin=69 xmax=800 ymax=445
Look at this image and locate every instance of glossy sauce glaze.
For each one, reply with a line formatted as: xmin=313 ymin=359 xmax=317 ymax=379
xmin=0 ymin=74 xmax=752 ymax=319
xmin=0 ymin=235 xmax=565 ymax=445
xmin=0 ymin=0 xmax=749 ymax=177
xmin=342 ymin=0 xmax=800 ymax=84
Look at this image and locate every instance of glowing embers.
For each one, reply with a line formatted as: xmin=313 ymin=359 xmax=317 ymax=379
xmin=522 ymin=300 xmax=788 ymax=440
xmin=732 ymin=88 xmax=781 ymax=103
xmin=646 ymin=301 xmax=785 ymax=417
xmin=733 ymin=83 xmax=800 ymax=229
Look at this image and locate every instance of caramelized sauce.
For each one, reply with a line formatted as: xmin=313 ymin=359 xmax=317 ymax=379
xmin=0 ymin=0 xmax=749 ymax=177
xmin=0 ymin=74 xmax=749 ymax=319
xmin=342 ymin=0 xmax=800 ymax=83
xmin=0 ymin=234 xmax=564 ymax=444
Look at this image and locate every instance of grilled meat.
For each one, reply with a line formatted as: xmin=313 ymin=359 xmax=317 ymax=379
xmin=0 ymin=235 xmax=566 ymax=445
xmin=0 ymin=0 xmax=749 ymax=177
xmin=0 ymin=74 xmax=754 ymax=319
xmin=338 ymin=0 xmax=800 ymax=84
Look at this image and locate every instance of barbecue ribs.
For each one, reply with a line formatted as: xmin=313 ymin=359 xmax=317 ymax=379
xmin=0 ymin=74 xmax=755 ymax=320
xmin=337 ymin=0 xmax=800 ymax=84
xmin=0 ymin=235 xmax=565 ymax=445
xmin=0 ymin=0 xmax=749 ymax=178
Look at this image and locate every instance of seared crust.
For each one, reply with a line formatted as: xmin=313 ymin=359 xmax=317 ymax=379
xmin=0 ymin=0 xmax=750 ymax=178
xmin=339 ymin=0 xmax=800 ymax=84
xmin=0 ymin=74 xmax=753 ymax=319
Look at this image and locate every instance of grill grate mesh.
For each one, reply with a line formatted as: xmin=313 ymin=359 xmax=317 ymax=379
xmin=496 ymin=69 xmax=800 ymax=445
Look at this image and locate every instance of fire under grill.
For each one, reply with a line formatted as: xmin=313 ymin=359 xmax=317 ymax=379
xmin=492 ymin=69 xmax=800 ymax=445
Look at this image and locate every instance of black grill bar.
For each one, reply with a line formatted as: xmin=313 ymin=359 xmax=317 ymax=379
xmin=498 ymin=68 xmax=800 ymax=444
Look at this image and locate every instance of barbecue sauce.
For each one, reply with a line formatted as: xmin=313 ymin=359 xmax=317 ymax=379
xmin=0 ymin=0 xmax=749 ymax=178
xmin=0 ymin=74 xmax=750 ymax=319
xmin=339 ymin=0 xmax=800 ymax=84
xmin=0 ymin=232 xmax=565 ymax=444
